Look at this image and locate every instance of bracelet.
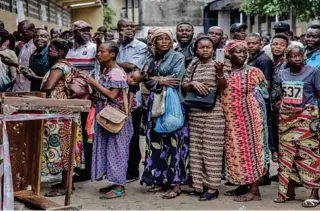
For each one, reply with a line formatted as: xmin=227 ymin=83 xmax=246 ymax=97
xmin=217 ymin=74 xmax=225 ymax=79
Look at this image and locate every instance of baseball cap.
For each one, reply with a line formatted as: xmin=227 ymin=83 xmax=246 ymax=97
xmin=72 ymin=20 xmax=92 ymax=31
xmin=230 ymin=23 xmax=248 ymax=32
xmin=273 ymin=22 xmax=290 ymax=31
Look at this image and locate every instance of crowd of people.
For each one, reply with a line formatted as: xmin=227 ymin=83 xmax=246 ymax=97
xmin=0 ymin=17 xmax=320 ymax=207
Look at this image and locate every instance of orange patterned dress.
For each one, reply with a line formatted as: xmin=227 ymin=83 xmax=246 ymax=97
xmin=221 ymin=66 xmax=270 ymax=185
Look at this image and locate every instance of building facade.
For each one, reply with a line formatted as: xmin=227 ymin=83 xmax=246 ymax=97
xmin=0 ymin=0 xmax=104 ymax=33
xmin=204 ymin=0 xmax=320 ymax=37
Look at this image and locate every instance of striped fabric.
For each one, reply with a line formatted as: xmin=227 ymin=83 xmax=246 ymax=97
xmin=183 ymin=61 xmax=226 ymax=191
xmin=66 ymin=42 xmax=98 ymax=78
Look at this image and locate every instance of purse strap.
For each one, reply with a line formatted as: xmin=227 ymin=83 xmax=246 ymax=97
xmin=123 ymin=88 xmax=129 ymax=116
xmin=190 ymin=61 xmax=200 ymax=81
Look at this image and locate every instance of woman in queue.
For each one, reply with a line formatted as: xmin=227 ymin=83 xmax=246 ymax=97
xmin=41 ymin=38 xmax=83 ymax=196
xmin=140 ymin=29 xmax=189 ymax=199
xmin=82 ymin=41 xmax=133 ymax=199
xmin=273 ymin=45 xmax=320 ymax=208
xmin=182 ymin=35 xmax=226 ymax=201
xmin=222 ymin=40 xmax=269 ymax=202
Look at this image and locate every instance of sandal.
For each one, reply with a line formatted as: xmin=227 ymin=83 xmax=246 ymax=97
xmin=199 ymin=190 xmax=219 ymax=201
xmin=147 ymin=186 xmax=163 ymax=193
xmin=100 ymin=189 xmax=125 ymax=200
xmin=99 ymin=185 xmax=116 ymax=193
xmin=302 ymin=199 xmax=320 ymax=208
xmin=44 ymin=189 xmax=66 ymax=197
xmin=188 ymin=190 xmax=202 ymax=197
xmin=224 ymin=186 xmax=249 ymax=196
xmin=50 ymin=183 xmax=76 ymax=191
xmin=233 ymin=193 xmax=261 ymax=202
xmin=274 ymin=194 xmax=296 ymax=203
xmin=162 ymin=189 xmax=181 ymax=199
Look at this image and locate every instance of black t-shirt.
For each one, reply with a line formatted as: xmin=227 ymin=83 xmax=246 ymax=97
xmin=248 ymin=51 xmax=274 ymax=81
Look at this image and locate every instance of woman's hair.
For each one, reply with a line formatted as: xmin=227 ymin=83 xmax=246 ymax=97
xmin=0 ymin=28 xmax=15 ymax=50
xmin=103 ymin=41 xmax=119 ymax=58
xmin=50 ymin=38 xmax=70 ymax=58
xmin=285 ymin=44 xmax=304 ymax=58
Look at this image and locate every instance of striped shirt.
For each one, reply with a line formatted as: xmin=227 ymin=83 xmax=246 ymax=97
xmin=66 ymin=41 xmax=99 ymax=79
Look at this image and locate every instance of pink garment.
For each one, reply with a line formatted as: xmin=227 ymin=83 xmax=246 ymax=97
xmin=12 ymin=39 xmax=36 ymax=92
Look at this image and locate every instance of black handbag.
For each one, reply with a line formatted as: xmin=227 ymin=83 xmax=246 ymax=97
xmin=183 ymin=62 xmax=219 ymax=109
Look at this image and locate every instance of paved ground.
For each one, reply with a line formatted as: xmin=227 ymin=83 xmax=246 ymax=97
xmin=15 ymin=136 xmax=316 ymax=210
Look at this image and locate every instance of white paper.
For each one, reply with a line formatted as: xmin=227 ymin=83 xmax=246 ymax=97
xmin=57 ymin=12 xmax=62 ymax=28
xmin=40 ymin=4 xmax=48 ymax=22
xmin=16 ymin=0 xmax=25 ymax=22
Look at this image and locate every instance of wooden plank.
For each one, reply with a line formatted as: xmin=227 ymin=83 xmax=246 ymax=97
xmin=64 ymin=121 xmax=78 ymax=206
xmin=15 ymin=195 xmax=62 ymax=209
xmin=31 ymin=120 xmax=44 ymax=196
xmin=14 ymin=190 xmax=33 ymax=197
xmin=2 ymin=97 xmax=91 ymax=112
xmin=0 ymin=92 xmax=46 ymax=99
xmin=46 ymin=204 xmax=82 ymax=210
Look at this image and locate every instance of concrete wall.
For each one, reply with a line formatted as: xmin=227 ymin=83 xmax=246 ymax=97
xmin=71 ymin=6 xmax=104 ymax=33
xmin=0 ymin=9 xmax=69 ymax=33
xmin=141 ymin=0 xmax=212 ymax=26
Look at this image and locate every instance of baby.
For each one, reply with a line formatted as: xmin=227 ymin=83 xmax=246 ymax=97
xmin=127 ymin=69 xmax=147 ymax=110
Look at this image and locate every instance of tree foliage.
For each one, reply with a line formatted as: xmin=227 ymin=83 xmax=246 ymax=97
xmin=241 ymin=0 xmax=320 ymax=22
xmin=103 ymin=4 xmax=116 ymax=29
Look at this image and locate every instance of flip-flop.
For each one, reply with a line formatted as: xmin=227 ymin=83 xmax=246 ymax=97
xmin=44 ymin=189 xmax=66 ymax=197
xmin=274 ymin=196 xmax=295 ymax=203
xmin=162 ymin=189 xmax=181 ymax=199
xmin=147 ymin=186 xmax=163 ymax=193
xmin=100 ymin=189 xmax=125 ymax=200
xmin=302 ymin=199 xmax=320 ymax=208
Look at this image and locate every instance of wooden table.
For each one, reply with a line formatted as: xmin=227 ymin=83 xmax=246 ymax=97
xmin=0 ymin=93 xmax=90 ymax=210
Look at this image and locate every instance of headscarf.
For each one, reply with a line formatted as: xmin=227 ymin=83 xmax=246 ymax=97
xmin=150 ymin=28 xmax=174 ymax=55
xmin=224 ymin=40 xmax=248 ymax=56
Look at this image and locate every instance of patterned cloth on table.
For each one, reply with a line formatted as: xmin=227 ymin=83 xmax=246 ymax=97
xmin=183 ymin=61 xmax=225 ymax=191
xmin=91 ymin=67 xmax=133 ymax=186
xmin=221 ymin=66 xmax=270 ymax=185
xmin=41 ymin=61 xmax=84 ymax=180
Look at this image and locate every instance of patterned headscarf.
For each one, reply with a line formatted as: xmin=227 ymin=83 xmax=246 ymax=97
xmin=224 ymin=40 xmax=248 ymax=56
xmin=150 ymin=28 xmax=174 ymax=54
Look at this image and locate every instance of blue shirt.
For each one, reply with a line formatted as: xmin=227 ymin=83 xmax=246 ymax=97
xmin=117 ymin=39 xmax=148 ymax=108
xmin=29 ymin=45 xmax=52 ymax=91
xmin=306 ymin=47 xmax=320 ymax=70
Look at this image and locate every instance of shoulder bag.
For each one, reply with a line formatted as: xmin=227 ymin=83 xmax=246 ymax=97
xmin=183 ymin=62 xmax=219 ymax=109
xmin=96 ymin=89 xmax=129 ymax=133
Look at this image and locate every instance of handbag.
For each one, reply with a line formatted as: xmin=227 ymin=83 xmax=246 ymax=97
xmin=151 ymin=87 xmax=166 ymax=117
xmin=183 ymin=62 xmax=218 ymax=109
xmin=96 ymin=89 xmax=129 ymax=133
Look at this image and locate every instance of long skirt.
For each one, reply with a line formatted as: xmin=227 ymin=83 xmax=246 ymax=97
xmin=278 ymin=104 xmax=320 ymax=199
xmin=188 ymin=103 xmax=225 ymax=191
xmin=91 ymin=101 xmax=134 ymax=186
xmin=140 ymin=93 xmax=189 ymax=187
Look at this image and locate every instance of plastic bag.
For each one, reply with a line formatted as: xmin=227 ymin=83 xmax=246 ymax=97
xmin=155 ymin=87 xmax=184 ymax=133
xmin=86 ymin=106 xmax=96 ymax=143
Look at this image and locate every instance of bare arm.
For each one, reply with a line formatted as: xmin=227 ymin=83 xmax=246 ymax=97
xmin=86 ymin=76 xmax=120 ymax=100
xmin=117 ymin=62 xmax=136 ymax=73
xmin=41 ymin=68 xmax=64 ymax=92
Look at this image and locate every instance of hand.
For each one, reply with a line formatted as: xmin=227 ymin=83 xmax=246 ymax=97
xmin=17 ymin=66 xmax=25 ymax=74
xmin=191 ymin=81 xmax=209 ymax=96
xmin=214 ymin=61 xmax=224 ymax=74
xmin=158 ymin=77 xmax=180 ymax=88
xmin=224 ymin=60 xmax=232 ymax=72
xmin=78 ymin=72 xmax=95 ymax=85
xmin=22 ymin=69 xmax=36 ymax=80
xmin=0 ymin=55 xmax=18 ymax=67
